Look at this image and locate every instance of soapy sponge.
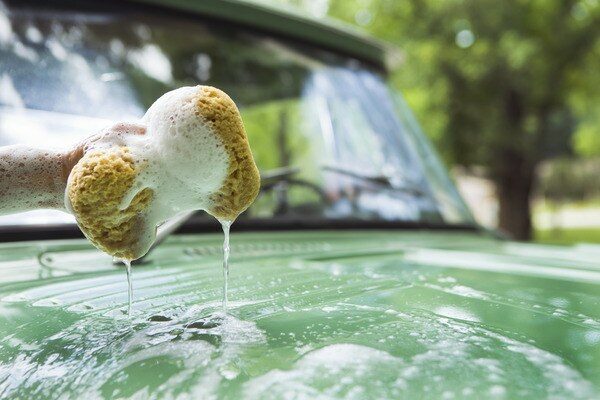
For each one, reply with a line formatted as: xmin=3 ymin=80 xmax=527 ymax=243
xmin=66 ymin=86 xmax=260 ymax=260
xmin=67 ymin=147 xmax=153 ymax=260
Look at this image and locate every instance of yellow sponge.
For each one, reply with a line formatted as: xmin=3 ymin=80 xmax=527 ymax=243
xmin=67 ymin=147 xmax=153 ymax=260
xmin=196 ymin=86 xmax=260 ymax=221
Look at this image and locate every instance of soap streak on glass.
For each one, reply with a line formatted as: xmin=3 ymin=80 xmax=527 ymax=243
xmin=220 ymin=220 xmax=232 ymax=312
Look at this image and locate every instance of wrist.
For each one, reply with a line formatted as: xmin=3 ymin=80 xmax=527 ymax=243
xmin=61 ymin=147 xmax=83 ymax=184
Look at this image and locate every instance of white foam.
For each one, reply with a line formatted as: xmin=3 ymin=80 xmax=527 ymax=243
xmin=242 ymin=344 xmax=406 ymax=399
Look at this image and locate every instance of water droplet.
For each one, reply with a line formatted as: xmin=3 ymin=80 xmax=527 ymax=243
xmin=148 ymin=315 xmax=172 ymax=322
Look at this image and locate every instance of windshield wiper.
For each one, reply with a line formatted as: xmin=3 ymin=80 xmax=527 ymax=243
xmin=134 ymin=167 xmax=309 ymax=264
xmin=260 ymin=166 xmax=300 ymax=189
xmin=129 ymin=210 xmax=195 ymax=264
xmin=133 ymin=165 xmax=427 ymax=263
xmin=321 ymin=164 xmax=426 ymax=197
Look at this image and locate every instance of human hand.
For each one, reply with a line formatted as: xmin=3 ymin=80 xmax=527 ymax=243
xmin=0 ymin=122 xmax=147 ymax=216
xmin=64 ymin=122 xmax=147 ymax=175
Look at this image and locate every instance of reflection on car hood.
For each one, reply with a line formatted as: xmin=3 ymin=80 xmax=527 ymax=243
xmin=0 ymin=230 xmax=599 ymax=399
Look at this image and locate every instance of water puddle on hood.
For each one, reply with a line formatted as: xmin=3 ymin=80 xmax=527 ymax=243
xmin=0 ymin=303 xmax=265 ymax=399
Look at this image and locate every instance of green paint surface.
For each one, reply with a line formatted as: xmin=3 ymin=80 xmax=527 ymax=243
xmin=0 ymin=230 xmax=599 ymax=399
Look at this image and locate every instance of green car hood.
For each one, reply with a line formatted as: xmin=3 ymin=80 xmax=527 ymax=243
xmin=0 ymin=230 xmax=599 ymax=399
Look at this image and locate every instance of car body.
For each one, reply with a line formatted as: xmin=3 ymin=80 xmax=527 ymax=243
xmin=0 ymin=1 xmax=599 ymax=399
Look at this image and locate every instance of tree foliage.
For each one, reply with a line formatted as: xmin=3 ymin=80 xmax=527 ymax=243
xmin=325 ymin=0 xmax=599 ymax=157
xmin=322 ymin=0 xmax=600 ymax=239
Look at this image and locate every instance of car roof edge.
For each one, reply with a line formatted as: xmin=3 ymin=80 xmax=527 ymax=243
xmin=127 ymin=0 xmax=400 ymax=71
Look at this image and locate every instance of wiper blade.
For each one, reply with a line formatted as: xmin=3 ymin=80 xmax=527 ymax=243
xmin=322 ymin=164 xmax=426 ymax=197
xmin=322 ymin=164 xmax=390 ymax=186
xmin=260 ymin=166 xmax=300 ymax=189
xmin=131 ymin=210 xmax=195 ymax=264
xmin=134 ymin=164 xmax=427 ymax=264
xmin=135 ymin=166 xmax=303 ymax=264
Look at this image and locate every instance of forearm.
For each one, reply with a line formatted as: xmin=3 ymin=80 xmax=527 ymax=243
xmin=0 ymin=145 xmax=69 ymax=215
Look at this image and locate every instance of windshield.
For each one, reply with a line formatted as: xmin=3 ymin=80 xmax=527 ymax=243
xmin=0 ymin=0 xmax=474 ymax=228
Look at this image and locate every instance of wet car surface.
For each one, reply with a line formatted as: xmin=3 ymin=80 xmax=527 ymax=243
xmin=1 ymin=231 xmax=599 ymax=399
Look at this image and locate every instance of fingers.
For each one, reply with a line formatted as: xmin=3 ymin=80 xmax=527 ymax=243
xmin=110 ymin=122 xmax=147 ymax=136
xmin=63 ymin=121 xmax=148 ymax=183
xmin=62 ymin=147 xmax=84 ymax=182
xmin=81 ymin=122 xmax=148 ymax=151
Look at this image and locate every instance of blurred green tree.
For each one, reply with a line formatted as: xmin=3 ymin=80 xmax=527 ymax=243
xmin=320 ymin=0 xmax=600 ymax=240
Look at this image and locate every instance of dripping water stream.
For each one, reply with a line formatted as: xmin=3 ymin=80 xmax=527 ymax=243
xmin=124 ymin=260 xmax=133 ymax=317
xmin=220 ymin=220 xmax=232 ymax=312
xmin=119 ymin=219 xmax=232 ymax=318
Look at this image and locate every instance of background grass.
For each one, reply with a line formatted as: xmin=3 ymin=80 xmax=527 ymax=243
xmin=535 ymin=228 xmax=600 ymax=245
